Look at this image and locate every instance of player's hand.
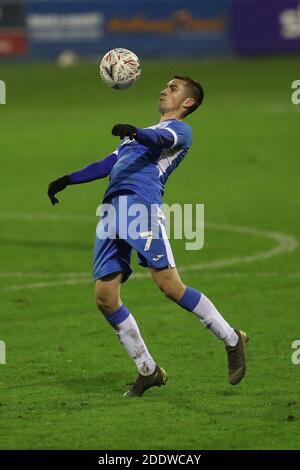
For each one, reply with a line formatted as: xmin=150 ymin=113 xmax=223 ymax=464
xmin=47 ymin=175 xmax=70 ymax=205
xmin=112 ymin=124 xmax=137 ymax=140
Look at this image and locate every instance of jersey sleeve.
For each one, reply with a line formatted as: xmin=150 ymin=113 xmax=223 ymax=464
xmin=134 ymin=121 xmax=192 ymax=150
xmin=134 ymin=128 xmax=175 ymax=149
xmin=162 ymin=120 xmax=192 ymax=149
xmin=68 ymin=151 xmax=118 ymax=184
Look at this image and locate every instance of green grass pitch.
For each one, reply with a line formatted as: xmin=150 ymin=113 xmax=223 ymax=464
xmin=0 ymin=57 xmax=300 ymax=450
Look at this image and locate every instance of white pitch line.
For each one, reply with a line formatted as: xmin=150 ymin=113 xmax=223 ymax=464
xmin=0 ymin=272 xmax=90 ymax=279
xmin=1 ymin=271 xmax=300 ymax=281
xmin=0 ymin=212 xmax=95 ymax=223
xmin=2 ymin=271 xmax=300 ymax=292
xmin=0 ymin=213 xmax=297 ymax=291
xmin=191 ymin=222 xmax=298 ymax=269
xmin=1 ymin=278 xmax=91 ymax=291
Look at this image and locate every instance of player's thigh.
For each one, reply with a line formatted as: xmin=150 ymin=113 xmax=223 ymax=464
xmin=122 ymin=194 xmax=176 ymax=270
xmin=93 ymin=226 xmax=133 ymax=284
xmin=150 ymin=266 xmax=186 ymax=301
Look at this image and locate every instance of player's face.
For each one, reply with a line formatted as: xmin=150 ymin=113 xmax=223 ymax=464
xmin=159 ymin=79 xmax=192 ymax=116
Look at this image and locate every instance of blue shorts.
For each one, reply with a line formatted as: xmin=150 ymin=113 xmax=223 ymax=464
xmin=93 ymin=191 xmax=176 ymax=282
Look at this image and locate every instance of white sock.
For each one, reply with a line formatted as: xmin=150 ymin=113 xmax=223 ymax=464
xmin=193 ymin=293 xmax=238 ymax=346
xmin=115 ymin=314 xmax=156 ymax=376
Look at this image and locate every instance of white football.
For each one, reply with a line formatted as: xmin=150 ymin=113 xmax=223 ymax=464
xmin=99 ymin=48 xmax=141 ymax=90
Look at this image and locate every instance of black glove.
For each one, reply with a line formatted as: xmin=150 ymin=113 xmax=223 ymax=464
xmin=47 ymin=175 xmax=70 ymax=205
xmin=112 ymin=124 xmax=137 ymax=140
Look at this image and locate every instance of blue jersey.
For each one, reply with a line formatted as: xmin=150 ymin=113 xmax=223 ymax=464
xmin=104 ymin=119 xmax=192 ymax=204
xmin=67 ymin=119 xmax=192 ymax=282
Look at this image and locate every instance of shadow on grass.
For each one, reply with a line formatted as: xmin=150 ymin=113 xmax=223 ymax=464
xmin=51 ymin=370 xmax=135 ymax=398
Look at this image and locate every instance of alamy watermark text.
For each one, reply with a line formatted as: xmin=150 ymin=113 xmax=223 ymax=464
xmin=291 ymin=340 xmax=300 ymax=365
xmin=291 ymin=80 xmax=300 ymax=104
xmin=0 ymin=340 xmax=6 ymax=364
xmin=0 ymin=80 xmax=6 ymax=104
xmin=96 ymin=197 xmax=204 ymax=251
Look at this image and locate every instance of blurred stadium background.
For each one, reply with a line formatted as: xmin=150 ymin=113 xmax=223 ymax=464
xmin=1 ymin=0 xmax=300 ymax=60
xmin=0 ymin=0 xmax=300 ymax=450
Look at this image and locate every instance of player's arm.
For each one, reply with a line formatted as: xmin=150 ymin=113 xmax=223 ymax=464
xmin=47 ymin=152 xmax=117 ymax=206
xmin=68 ymin=152 xmax=118 ymax=184
xmin=112 ymin=124 xmax=176 ymax=149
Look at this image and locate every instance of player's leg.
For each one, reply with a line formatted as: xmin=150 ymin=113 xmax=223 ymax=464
xmin=114 ymin=193 xmax=247 ymax=385
xmin=150 ymin=266 xmax=248 ymax=385
xmin=94 ymin=197 xmax=167 ymax=397
xmin=95 ymin=271 xmax=156 ymax=376
xmin=96 ymin=193 xmax=172 ymax=396
xmin=135 ymin=207 xmax=242 ymax=351
xmin=95 ymin=272 xmax=167 ymax=397
xmin=150 ymin=266 xmax=237 ymax=343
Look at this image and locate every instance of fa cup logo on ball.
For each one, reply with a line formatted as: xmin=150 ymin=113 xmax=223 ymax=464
xmin=99 ymin=48 xmax=141 ymax=90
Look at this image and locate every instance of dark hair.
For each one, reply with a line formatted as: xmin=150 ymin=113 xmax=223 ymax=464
xmin=174 ymin=75 xmax=204 ymax=116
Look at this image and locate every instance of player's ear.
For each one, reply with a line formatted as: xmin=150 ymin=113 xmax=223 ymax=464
xmin=183 ymin=97 xmax=195 ymax=112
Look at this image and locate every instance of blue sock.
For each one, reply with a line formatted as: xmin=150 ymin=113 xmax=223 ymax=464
xmin=104 ymin=304 xmax=130 ymax=327
xmin=177 ymin=287 xmax=237 ymax=345
xmin=177 ymin=286 xmax=201 ymax=312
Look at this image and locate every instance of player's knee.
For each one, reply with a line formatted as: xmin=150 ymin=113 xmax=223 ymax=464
xmin=157 ymin=280 xmax=183 ymax=302
xmin=95 ymin=292 xmax=118 ymax=314
xmin=96 ymin=297 xmax=110 ymax=313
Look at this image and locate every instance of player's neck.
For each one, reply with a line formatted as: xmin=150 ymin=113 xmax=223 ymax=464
xmin=160 ymin=112 xmax=183 ymax=122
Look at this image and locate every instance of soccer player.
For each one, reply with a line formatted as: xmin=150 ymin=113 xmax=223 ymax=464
xmin=48 ymin=75 xmax=248 ymax=398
